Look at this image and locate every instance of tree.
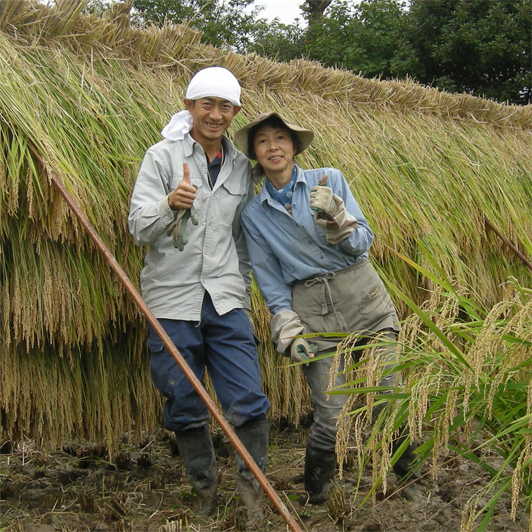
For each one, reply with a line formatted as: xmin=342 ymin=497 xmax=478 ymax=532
xmin=301 ymin=0 xmax=333 ymax=21
xmin=304 ymin=0 xmax=421 ymax=80
xmin=131 ymin=0 xmax=268 ymax=53
xmin=409 ymin=0 xmax=532 ymax=104
xmin=247 ymin=20 xmax=307 ymax=62
xmin=113 ymin=0 xmax=530 ymax=104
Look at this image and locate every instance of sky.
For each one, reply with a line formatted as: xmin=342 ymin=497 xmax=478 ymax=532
xmin=255 ymin=0 xmax=305 ymax=25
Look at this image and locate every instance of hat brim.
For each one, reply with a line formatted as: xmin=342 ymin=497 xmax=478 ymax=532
xmin=234 ymin=111 xmax=314 ymax=160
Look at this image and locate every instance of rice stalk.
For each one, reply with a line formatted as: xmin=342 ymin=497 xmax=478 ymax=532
xmin=333 ymin=251 xmax=532 ymax=531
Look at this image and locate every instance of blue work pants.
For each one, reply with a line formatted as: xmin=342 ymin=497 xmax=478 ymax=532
xmin=147 ymin=293 xmax=270 ymax=432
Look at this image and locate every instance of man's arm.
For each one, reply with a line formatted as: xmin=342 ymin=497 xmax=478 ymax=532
xmin=232 ymin=165 xmax=254 ymax=308
xmin=128 ymin=148 xmax=178 ymax=246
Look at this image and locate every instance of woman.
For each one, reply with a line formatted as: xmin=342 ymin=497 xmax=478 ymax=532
xmin=234 ymin=112 xmax=418 ymax=503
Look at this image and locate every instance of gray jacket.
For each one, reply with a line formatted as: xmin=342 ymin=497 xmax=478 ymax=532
xmin=128 ymin=133 xmax=253 ymax=320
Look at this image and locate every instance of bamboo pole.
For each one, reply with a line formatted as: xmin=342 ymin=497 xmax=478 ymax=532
xmin=34 ymin=151 xmax=303 ymax=532
xmin=485 ymin=217 xmax=532 ymax=273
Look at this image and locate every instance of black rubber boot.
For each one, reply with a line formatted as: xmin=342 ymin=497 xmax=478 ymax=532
xmin=373 ymin=398 xmax=420 ymax=496
xmin=234 ymin=418 xmax=269 ymax=530
xmin=391 ymin=428 xmax=420 ymax=499
xmin=392 ymin=430 xmax=418 ymax=480
xmin=175 ymin=425 xmax=218 ymax=516
xmin=304 ymin=444 xmax=337 ymax=504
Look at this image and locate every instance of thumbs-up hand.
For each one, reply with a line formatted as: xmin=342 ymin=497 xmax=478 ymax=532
xmin=166 ymin=163 xmax=199 ymax=250
xmin=310 ymin=174 xmax=334 ymax=219
xmin=168 ymin=163 xmax=197 ymax=211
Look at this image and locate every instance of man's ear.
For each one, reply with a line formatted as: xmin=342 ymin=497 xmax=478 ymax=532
xmin=184 ymin=98 xmax=194 ymax=112
xmin=233 ymin=106 xmax=242 ymax=117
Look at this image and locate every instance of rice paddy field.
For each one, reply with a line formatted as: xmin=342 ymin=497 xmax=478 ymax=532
xmin=1 ymin=1 xmax=531 ymax=531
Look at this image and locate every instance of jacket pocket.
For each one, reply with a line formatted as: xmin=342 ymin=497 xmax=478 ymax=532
xmin=217 ymin=180 xmax=247 ymax=229
xmin=358 ymin=271 xmax=393 ymax=319
xmin=147 ymin=329 xmax=165 ymax=354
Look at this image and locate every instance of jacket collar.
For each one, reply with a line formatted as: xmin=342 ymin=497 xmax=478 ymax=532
xmin=183 ymin=132 xmax=237 ymax=162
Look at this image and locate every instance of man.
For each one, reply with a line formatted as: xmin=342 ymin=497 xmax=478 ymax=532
xmin=234 ymin=112 xmax=418 ymax=503
xmin=128 ymin=67 xmax=270 ymax=525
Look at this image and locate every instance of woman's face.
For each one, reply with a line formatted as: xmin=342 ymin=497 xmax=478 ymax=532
xmin=252 ymin=124 xmax=297 ymax=176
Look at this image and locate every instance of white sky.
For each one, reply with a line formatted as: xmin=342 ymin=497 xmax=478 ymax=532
xmin=254 ymin=0 xmax=305 ymax=25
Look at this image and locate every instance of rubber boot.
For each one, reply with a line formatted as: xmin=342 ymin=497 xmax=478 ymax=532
xmin=175 ymin=426 xmax=218 ymax=516
xmin=372 ymin=396 xmax=420 ymax=497
xmin=304 ymin=444 xmax=337 ymax=504
xmin=392 ymin=427 xmax=420 ymax=499
xmin=234 ymin=418 xmax=269 ymax=530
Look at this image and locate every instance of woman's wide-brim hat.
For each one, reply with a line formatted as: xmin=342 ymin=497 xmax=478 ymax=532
xmin=234 ymin=111 xmax=314 ymax=159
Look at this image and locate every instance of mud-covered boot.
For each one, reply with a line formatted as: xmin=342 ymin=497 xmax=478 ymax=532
xmin=372 ymin=393 xmax=421 ymax=499
xmin=234 ymin=418 xmax=269 ymax=530
xmin=175 ymin=425 xmax=218 ymax=516
xmin=304 ymin=444 xmax=337 ymax=504
xmin=392 ymin=427 xmax=420 ymax=500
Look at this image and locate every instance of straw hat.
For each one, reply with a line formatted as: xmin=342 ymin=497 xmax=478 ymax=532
xmin=234 ymin=111 xmax=314 ymax=159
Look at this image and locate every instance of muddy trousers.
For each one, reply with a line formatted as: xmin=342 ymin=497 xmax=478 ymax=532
xmin=302 ymin=333 xmax=417 ymax=502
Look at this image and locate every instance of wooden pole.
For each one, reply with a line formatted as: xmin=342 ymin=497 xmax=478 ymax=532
xmin=36 ymin=152 xmax=303 ymax=532
xmin=485 ymin=217 xmax=532 ymax=273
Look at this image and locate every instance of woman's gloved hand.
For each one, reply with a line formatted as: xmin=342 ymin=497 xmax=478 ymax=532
xmin=310 ymin=180 xmax=348 ymax=229
xmin=310 ymin=175 xmax=357 ymax=244
xmin=290 ymin=338 xmax=319 ymax=365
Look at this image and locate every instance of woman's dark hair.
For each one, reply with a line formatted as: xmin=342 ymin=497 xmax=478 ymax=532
xmin=247 ymin=116 xmax=302 ymax=180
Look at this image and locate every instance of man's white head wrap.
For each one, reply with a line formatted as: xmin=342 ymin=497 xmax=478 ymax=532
xmin=161 ymin=67 xmax=241 ymax=141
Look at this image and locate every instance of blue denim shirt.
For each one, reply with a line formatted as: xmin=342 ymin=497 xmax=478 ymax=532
xmin=241 ymin=166 xmax=374 ymax=316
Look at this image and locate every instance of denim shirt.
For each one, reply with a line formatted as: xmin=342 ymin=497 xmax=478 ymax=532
xmin=128 ymin=133 xmax=253 ymax=320
xmin=241 ymin=166 xmax=374 ymax=316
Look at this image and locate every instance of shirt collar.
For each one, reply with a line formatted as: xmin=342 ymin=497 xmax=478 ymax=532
xmin=183 ymin=133 xmax=235 ymax=161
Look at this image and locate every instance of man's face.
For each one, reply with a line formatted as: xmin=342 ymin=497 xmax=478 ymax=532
xmin=184 ymin=97 xmax=240 ymax=146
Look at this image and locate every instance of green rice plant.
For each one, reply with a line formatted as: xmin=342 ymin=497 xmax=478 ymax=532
xmin=331 ymin=248 xmax=532 ymax=532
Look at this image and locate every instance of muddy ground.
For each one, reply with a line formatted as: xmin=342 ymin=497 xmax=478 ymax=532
xmin=0 ymin=422 xmax=528 ymax=532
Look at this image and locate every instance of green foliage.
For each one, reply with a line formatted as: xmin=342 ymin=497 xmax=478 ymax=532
xmin=305 ymin=0 xmax=422 ymax=79
xmin=246 ymin=20 xmax=306 ymax=62
xmin=131 ymin=0 xmax=269 ymax=53
xmin=126 ymin=0 xmax=531 ymax=103
xmin=335 ymin=252 xmax=532 ymax=531
xmin=409 ymin=0 xmax=532 ymax=104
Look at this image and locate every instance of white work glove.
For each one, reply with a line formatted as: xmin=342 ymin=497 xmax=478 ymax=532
xmin=310 ymin=176 xmax=357 ymax=244
xmin=310 ymin=182 xmax=346 ymax=226
xmin=290 ymin=338 xmax=319 ymax=365
xmin=271 ymin=310 xmax=305 ymax=354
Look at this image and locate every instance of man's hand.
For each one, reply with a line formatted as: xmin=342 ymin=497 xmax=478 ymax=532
xmin=167 ymin=163 xmax=199 ymax=250
xmin=168 ymin=163 xmax=197 ymax=211
xmin=290 ymin=338 xmax=319 ymax=365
